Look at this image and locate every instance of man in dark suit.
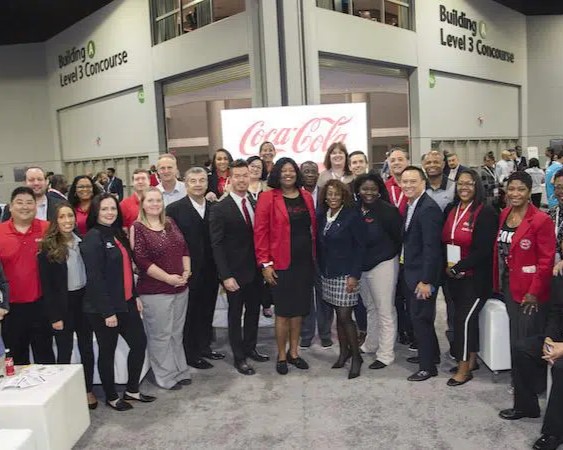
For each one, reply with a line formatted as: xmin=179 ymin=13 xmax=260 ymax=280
xmin=47 ymin=174 xmax=68 ymax=202
xmin=166 ymin=166 xmax=224 ymax=369
xmin=400 ymin=165 xmax=444 ymax=382
xmin=511 ymin=146 xmax=528 ymax=171
xmin=499 ymin=280 xmax=563 ymax=450
xmin=209 ymin=159 xmax=269 ymax=375
xmin=106 ymin=167 xmax=124 ymax=201
xmin=2 ymin=167 xmax=61 ymax=222
xmin=446 ymin=152 xmax=468 ymax=182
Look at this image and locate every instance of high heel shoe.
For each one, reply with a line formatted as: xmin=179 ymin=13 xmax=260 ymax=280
xmin=332 ymin=348 xmax=352 ymax=369
xmin=348 ymin=355 xmax=363 ymax=379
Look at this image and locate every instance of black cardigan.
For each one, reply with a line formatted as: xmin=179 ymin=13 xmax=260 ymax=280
xmin=358 ymin=199 xmax=403 ymax=272
xmin=443 ymin=203 xmax=499 ymax=298
xmin=38 ymin=251 xmax=72 ymax=323
xmin=0 ymin=262 xmax=9 ymax=312
xmin=80 ymin=225 xmax=136 ymax=318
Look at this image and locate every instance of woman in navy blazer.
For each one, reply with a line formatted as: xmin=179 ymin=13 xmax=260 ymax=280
xmin=317 ymin=179 xmax=365 ymax=379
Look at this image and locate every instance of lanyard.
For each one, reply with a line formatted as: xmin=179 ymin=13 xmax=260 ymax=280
xmin=484 ymin=166 xmax=495 ymax=180
xmin=450 ymin=202 xmax=473 ymax=242
xmin=391 ymin=187 xmax=404 ymax=208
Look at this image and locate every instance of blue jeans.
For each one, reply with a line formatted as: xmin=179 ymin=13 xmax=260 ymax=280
xmin=301 ymin=271 xmax=334 ymax=342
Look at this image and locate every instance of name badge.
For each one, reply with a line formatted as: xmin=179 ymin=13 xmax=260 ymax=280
xmin=493 ymin=188 xmax=499 ymax=197
xmin=447 ymin=244 xmax=461 ymax=268
xmin=522 ymin=265 xmax=537 ymax=274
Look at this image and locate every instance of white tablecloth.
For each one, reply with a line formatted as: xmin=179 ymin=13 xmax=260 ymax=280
xmin=0 ymin=365 xmax=90 ymax=450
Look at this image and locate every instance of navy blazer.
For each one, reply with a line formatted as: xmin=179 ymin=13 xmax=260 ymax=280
xmin=316 ymin=206 xmax=365 ymax=279
xmin=403 ymin=193 xmax=444 ymax=290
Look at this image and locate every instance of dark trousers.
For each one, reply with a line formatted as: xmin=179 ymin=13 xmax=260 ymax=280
xmin=53 ymin=288 xmax=95 ymax=392
xmin=395 ymin=265 xmax=413 ymax=337
xmin=2 ymin=299 xmax=55 ymax=365
xmin=513 ymin=335 xmax=563 ymax=437
xmin=301 ymin=269 xmax=334 ymax=342
xmin=403 ymin=281 xmax=440 ymax=371
xmin=354 ymin=296 xmax=367 ymax=333
xmin=447 ymin=278 xmax=486 ymax=361
xmin=227 ymin=277 xmax=261 ymax=362
xmin=442 ymin=282 xmax=455 ymax=351
xmin=504 ymin=289 xmax=547 ymax=363
xmin=531 ymin=193 xmax=542 ymax=208
xmin=184 ymin=263 xmax=219 ymax=361
xmin=261 ymin=284 xmax=273 ymax=309
xmin=87 ymin=300 xmax=147 ymax=401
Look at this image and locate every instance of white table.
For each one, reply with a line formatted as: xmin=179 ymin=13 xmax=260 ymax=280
xmin=0 ymin=365 xmax=90 ymax=450
xmin=0 ymin=429 xmax=36 ymax=450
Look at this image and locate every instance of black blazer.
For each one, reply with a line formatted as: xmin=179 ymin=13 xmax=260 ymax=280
xmin=546 ymin=276 xmax=563 ymax=340
xmin=107 ymin=177 xmax=124 ymax=201
xmin=443 ymin=203 xmax=498 ymax=298
xmin=316 ymin=206 xmax=366 ymax=279
xmin=403 ymin=193 xmax=444 ymax=290
xmin=209 ymin=195 xmax=259 ymax=286
xmin=80 ymin=225 xmax=135 ymax=318
xmin=1 ymin=195 xmax=62 ymax=222
xmin=38 ymin=251 xmax=72 ymax=324
xmin=207 ymin=171 xmax=226 ymax=198
xmin=47 ymin=190 xmax=67 ymax=202
xmin=166 ymin=196 xmax=215 ymax=279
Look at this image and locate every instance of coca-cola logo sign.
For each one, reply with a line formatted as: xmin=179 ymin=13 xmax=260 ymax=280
xmin=222 ymin=103 xmax=368 ymax=167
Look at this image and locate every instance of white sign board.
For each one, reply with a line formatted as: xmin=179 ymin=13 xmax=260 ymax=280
xmin=527 ymin=146 xmax=539 ymax=160
xmin=221 ymin=103 xmax=368 ymax=169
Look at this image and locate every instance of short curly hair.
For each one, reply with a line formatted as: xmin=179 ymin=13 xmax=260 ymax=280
xmin=267 ymin=157 xmax=304 ymax=189
xmin=319 ymin=179 xmax=354 ymax=210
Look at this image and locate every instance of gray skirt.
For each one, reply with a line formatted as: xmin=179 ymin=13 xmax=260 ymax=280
xmin=321 ymin=275 xmax=358 ymax=307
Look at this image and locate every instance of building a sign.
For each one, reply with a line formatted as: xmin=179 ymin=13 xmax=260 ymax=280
xmin=221 ymin=103 xmax=368 ymax=167
xmin=439 ymin=4 xmax=515 ymax=63
xmin=58 ymin=40 xmax=128 ymax=87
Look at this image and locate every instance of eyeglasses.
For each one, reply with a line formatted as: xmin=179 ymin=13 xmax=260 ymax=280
xmin=456 ymin=181 xmax=476 ymax=188
xmin=76 ymin=185 xmax=93 ymax=190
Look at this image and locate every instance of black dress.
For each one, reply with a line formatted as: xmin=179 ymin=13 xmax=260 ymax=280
xmin=271 ymin=195 xmax=314 ymax=317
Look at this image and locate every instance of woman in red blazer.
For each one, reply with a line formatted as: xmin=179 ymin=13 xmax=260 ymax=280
xmin=254 ymin=157 xmax=317 ymax=375
xmin=493 ymin=171 xmax=555 ymax=367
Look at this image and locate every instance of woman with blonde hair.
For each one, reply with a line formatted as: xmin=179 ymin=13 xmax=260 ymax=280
xmin=131 ymin=187 xmax=192 ymax=390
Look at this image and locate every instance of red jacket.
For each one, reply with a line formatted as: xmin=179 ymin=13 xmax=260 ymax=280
xmin=385 ymin=176 xmax=408 ymax=217
xmin=254 ymin=188 xmax=317 ymax=271
xmin=493 ymin=205 xmax=555 ymax=303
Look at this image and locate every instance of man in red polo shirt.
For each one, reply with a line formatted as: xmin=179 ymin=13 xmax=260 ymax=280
xmin=120 ymin=168 xmax=151 ymax=230
xmin=385 ymin=148 xmax=410 ymax=217
xmin=0 ymin=187 xmax=53 ymax=365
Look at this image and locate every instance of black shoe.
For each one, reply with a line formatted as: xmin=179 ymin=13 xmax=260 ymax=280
xmin=321 ymin=338 xmax=334 ymax=348
xmin=235 ymin=360 xmax=256 ymax=376
xmin=407 ymin=369 xmax=438 ymax=381
xmin=88 ymin=401 xmax=98 ymax=410
xmin=332 ymin=349 xmax=352 ymax=368
xmin=246 ymin=349 xmax=270 ymax=362
xmin=449 ymin=363 xmax=480 ymax=374
xmin=348 ymin=356 xmax=363 ymax=379
xmin=369 ymin=360 xmax=387 ymax=370
xmin=188 ymin=358 xmax=214 ymax=369
xmin=178 ymin=379 xmax=192 ymax=386
xmin=105 ymin=398 xmax=133 ymax=411
xmin=397 ymin=331 xmax=412 ymax=345
xmin=123 ymin=392 xmax=157 ymax=403
xmin=447 ymin=373 xmax=473 ymax=386
xmin=498 ymin=408 xmax=540 ymax=420
xmin=201 ymin=351 xmax=225 ymax=360
xmin=262 ymin=307 xmax=273 ymax=318
xmin=160 ymin=383 xmax=182 ymax=390
xmin=407 ymin=356 xmax=440 ymax=365
xmin=409 ymin=342 xmax=418 ymax=351
xmin=276 ymin=359 xmax=288 ymax=375
xmin=287 ymin=351 xmax=309 ymax=369
xmin=533 ymin=434 xmax=563 ymax=450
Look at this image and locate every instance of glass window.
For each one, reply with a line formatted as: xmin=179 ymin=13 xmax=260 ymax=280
xmin=316 ymin=0 xmax=412 ymax=30
xmin=152 ymin=0 xmax=245 ymax=45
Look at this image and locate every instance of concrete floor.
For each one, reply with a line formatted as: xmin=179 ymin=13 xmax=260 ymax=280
xmin=75 ymin=297 xmax=546 ymax=450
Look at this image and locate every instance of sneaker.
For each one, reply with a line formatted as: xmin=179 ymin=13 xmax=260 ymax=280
xmin=321 ymin=338 xmax=333 ymax=348
xmin=409 ymin=342 xmax=418 ymax=351
xmin=299 ymin=340 xmax=312 ymax=349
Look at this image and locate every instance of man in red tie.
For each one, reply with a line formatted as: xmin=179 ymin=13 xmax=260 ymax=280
xmin=209 ymin=159 xmax=269 ymax=375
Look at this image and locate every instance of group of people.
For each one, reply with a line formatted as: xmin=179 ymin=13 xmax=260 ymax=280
xmin=0 ymin=142 xmax=561 ymax=450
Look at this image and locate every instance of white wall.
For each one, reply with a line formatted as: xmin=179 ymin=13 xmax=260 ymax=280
xmin=412 ymin=0 xmax=527 ymax=160
xmin=527 ymin=15 xmax=563 ymax=152
xmin=0 ymin=43 xmax=56 ymax=200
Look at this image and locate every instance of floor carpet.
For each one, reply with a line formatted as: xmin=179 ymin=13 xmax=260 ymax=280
xmin=75 ymin=296 xmax=547 ymax=450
